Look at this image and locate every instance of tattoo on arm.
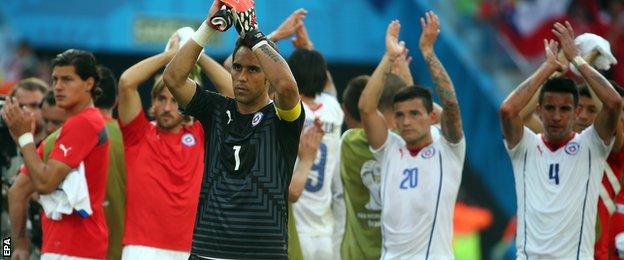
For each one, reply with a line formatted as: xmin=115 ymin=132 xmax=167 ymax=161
xmin=424 ymin=53 xmax=463 ymax=142
xmin=259 ymin=44 xmax=280 ymax=62
xmin=589 ymin=74 xmax=612 ymax=89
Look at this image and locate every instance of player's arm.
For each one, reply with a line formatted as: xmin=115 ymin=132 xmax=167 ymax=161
xmin=2 ymin=98 xmax=72 ymax=194
xmin=359 ymin=21 xmax=405 ymax=149
xmin=613 ymin=121 xmax=624 ymax=153
xmin=197 ymin=53 xmax=234 ymax=98
xmin=8 ymin=174 xmax=34 ymax=257
xmin=500 ymin=40 xmax=563 ymax=149
xmin=290 ymin=23 xmax=338 ymax=96
xmin=391 ymin=47 xmax=414 ymax=86
xmin=289 ymin=119 xmax=323 ymax=202
xmin=163 ymin=0 xmax=223 ymax=107
xmin=553 ymin=21 xmax=622 ymax=143
xmin=222 ymin=8 xmax=307 ymax=79
xmin=419 ymin=11 xmax=463 ymax=143
xmin=118 ymin=34 xmax=179 ymax=125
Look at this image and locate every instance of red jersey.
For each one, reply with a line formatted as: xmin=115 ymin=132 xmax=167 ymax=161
xmin=120 ymin=111 xmax=204 ymax=251
xmin=23 ymin=107 xmax=110 ymax=258
xmin=595 ymin=148 xmax=624 ymax=260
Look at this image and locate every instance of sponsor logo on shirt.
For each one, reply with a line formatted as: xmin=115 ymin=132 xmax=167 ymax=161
xmin=181 ymin=133 xmax=196 ymax=147
xmin=252 ymin=112 xmax=263 ymax=127
xmin=565 ymin=142 xmax=580 ymax=155
xmin=421 ymin=146 xmax=436 ymax=159
xmin=59 ymin=144 xmax=72 ymax=157
xmin=226 ymin=110 xmax=233 ymax=125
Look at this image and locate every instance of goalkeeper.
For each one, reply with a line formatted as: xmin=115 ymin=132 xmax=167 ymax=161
xmin=162 ymin=0 xmax=305 ymax=259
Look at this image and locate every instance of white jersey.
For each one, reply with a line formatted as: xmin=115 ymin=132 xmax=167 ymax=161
xmin=374 ymin=131 xmax=465 ymax=260
xmin=294 ymin=93 xmax=344 ymax=236
xmin=505 ymin=126 xmax=612 ymax=259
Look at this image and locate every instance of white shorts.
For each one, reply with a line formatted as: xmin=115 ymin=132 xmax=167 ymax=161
xmin=41 ymin=253 xmax=98 ymax=260
xmin=122 ymin=245 xmax=189 ymax=260
xmin=298 ymin=234 xmax=334 ymax=260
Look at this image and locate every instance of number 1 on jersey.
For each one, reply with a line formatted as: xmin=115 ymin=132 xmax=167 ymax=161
xmin=233 ymin=145 xmax=241 ymax=171
xmin=548 ymin=163 xmax=559 ymax=185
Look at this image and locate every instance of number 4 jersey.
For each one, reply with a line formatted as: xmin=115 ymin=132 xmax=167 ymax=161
xmin=505 ymin=126 xmax=612 ymax=259
xmin=373 ymin=131 xmax=465 ymax=259
xmin=293 ymin=93 xmax=344 ymax=237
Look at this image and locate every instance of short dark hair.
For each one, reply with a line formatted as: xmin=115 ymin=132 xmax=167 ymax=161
xmin=232 ymin=38 xmax=278 ymax=62
xmin=52 ymin=49 xmax=101 ymax=99
xmin=538 ymin=77 xmax=579 ymax=107
xmin=10 ymin=78 xmax=49 ymax=98
xmin=578 ymin=85 xmax=591 ymax=99
xmin=40 ymin=90 xmax=56 ymax=107
xmin=95 ymin=66 xmax=117 ymax=109
xmin=342 ymin=75 xmax=369 ymax=122
xmin=610 ymin=80 xmax=624 ymax=97
xmin=342 ymin=74 xmax=408 ymax=122
xmin=287 ymin=49 xmax=327 ymax=97
xmin=393 ymin=85 xmax=433 ymax=113
xmin=380 ymin=74 xmax=407 ymax=112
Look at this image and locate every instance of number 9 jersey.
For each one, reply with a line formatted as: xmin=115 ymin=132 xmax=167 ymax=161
xmin=293 ymin=93 xmax=345 ymax=237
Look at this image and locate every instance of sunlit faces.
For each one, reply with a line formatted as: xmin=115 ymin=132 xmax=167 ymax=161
xmin=52 ymin=65 xmax=94 ymax=110
xmin=574 ymin=96 xmax=598 ymax=133
xmin=151 ymin=86 xmax=183 ymax=130
xmin=231 ymin=47 xmax=269 ymax=105
xmin=394 ymin=98 xmax=434 ymax=146
xmin=537 ymin=92 xmax=578 ymax=142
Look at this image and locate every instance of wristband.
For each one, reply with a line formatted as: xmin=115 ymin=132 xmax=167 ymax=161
xmin=192 ymin=22 xmax=215 ymax=47
xmin=572 ymin=56 xmax=588 ymax=68
xmin=251 ymin=40 xmax=269 ymax=52
xmin=18 ymin=133 xmax=34 ymax=148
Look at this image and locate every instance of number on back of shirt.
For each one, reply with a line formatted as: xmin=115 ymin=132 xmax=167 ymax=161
xmin=548 ymin=163 xmax=560 ymax=185
xmin=305 ymin=142 xmax=327 ymax=192
xmin=400 ymin=168 xmax=418 ymax=189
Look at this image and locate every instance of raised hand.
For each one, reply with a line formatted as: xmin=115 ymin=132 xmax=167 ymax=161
xmin=1 ymin=97 xmax=35 ymax=142
xmin=544 ymin=39 xmax=565 ymax=71
xmin=165 ymin=32 xmax=180 ymax=54
xmin=292 ymin=23 xmax=314 ymax=50
xmin=207 ymin=0 xmax=225 ymax=21
xmin=298 ymin=118 xmax=324 ymax=162
xmin=271 ymin=8 xmax=307 ymax=42
xmin=419 ymin=11 xmax=440 ymax=54
xmin=386 ymin=20 xmax=405 ymax=61
xmin=552 ymin=21 xmax=578 ymax=61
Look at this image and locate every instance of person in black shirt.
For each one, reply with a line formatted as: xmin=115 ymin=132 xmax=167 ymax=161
xmin=162 ymin=1 xmax=304 ymax=259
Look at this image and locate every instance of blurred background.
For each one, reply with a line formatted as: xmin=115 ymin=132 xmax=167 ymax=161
xmin=1 ymin=0 xmax=622 ymax=259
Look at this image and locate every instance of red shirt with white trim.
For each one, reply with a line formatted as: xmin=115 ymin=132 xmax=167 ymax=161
xmin=595 ymin=148 xmax=624 ymax=260
xmin=120 ymin=111 xmax=204 ymax=251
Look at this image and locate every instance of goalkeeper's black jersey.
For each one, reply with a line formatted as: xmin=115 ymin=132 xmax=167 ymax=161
xmin=184 ymin=85 xmax=304 ymax=259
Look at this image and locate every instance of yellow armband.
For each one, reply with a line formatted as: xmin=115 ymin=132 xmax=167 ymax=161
xmin=274 ymin=102 xmax=302 ymax=122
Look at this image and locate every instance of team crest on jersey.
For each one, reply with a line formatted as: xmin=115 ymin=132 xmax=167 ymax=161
xmin=421 ymin=146 xmax=436 ymax=159
xmin=181 ymin=133 xmax=196 ymax=147
xmin=252 ymin=112 xmax=263 ymax=127
xmin=565 ymin=142 xmax=580 ymax=155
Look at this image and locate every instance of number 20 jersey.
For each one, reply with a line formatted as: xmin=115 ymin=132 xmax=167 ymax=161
xmin=374 ymin=131 xmax=465 ymax=260
xmin=505 ymin=126 xmax=611 ymax=259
